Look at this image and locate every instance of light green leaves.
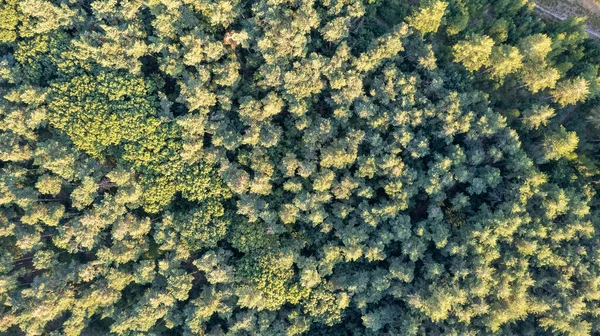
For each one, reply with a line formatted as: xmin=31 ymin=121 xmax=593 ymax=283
xmin=453 ymin=34 xmax=494 ymax=72
xmin=406 ymin=0 xmax=448 ymax=35
xmin=48 ymin=73 xmax=159 ymax=159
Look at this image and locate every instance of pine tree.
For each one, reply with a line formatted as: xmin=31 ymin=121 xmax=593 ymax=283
xmin=453 ymin=35 xmax=495 ymax=72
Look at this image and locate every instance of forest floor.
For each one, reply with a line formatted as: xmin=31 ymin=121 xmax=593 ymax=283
xmin=533 ymin=0 xmax=600 ymax=40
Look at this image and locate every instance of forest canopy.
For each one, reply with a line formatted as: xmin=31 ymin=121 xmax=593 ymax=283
xmin=1 ymin=0 xmax=600 ymax=335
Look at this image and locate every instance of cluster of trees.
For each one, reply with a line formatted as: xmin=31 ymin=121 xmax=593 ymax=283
xmin=1 ymin=0 xmax=600 ymax=334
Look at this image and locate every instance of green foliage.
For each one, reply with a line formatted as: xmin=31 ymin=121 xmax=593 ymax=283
xmin=302 ymin=286 xmax=349 ymax=325
xmin=540 ymin=126 xmax=579 ymax=162
xmin=521 ymin=104 xmax=556 ymax=130
xmin=48 ymin=73 xmax=159 ymax=159
xmin=518 ymin=33 xmax=561 ymax=93
xmin=35 ymin=174 xmax=62 ymax=195
xmin=228 ymin=219 xmax=279 ymax=254
xmin=453 ymin=34 xmax=495 ymax=71
xmin=155 ymin=199 xmax=230 ymax=254
xmin=0 ymin=0 xmax=18 ymax=43
xmin=2 ymin=0 xmax=600 ymax=335
xmin=237 ymin=250 xmax=308 ymax=311
xmin=488 ymin=44 xmax=523 ymax=80
xmin=14 ymin=33 xmax=69 ymax=83
xmin=406 ymin=0 xmax=448 ymax=35
xmin=552 ymin=76 xmax=590 ymax=106
xmin=521 ymin=63 xmax=561 ymax=93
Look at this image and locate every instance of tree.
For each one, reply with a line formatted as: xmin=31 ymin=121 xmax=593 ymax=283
xmin=35 ymin=174 xmax=63 ymax=195
xmin=154 ymin=199 xmax=230 ymax=255
xmin=237 ymin=250 xmax=307 ymax=311
xmin=552 ymin=77 xmax=589 ymax=106
xmin=353 ymin=24 xmax=409 ymax=73
xmin=519 ymin=34 xmax=553 ymax=62
xmin=539 ymin=126 xmax=579 ymax=162
xmin=453 ymin=35 xmax=495 ymax=71
xmin=488 ymin=44 xmax=523 ymax=80
xmin=0 ymin=0 xmax=18 ymax=43
xmin=520 ymin=65 xmax=560 ymax=93
xmin=406 ymin=0 xmax=448 ymax=36
xmin=47 ymin=73 xmax=160 ymax=159
xmin=3 ymin=0 xmax=600 ymax=335
xmin=521 ymin=105 xmax=556 ymax=130
xmin=517 ymin=33 xmax=561 ymax=93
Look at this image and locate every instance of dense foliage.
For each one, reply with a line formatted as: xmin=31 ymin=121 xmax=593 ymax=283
xmin=1 ymin=0 xmax=600 ymax=335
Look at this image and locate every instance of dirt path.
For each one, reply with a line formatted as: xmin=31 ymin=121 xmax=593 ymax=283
xmin=533 ymin=1 xmax=600 ymax=41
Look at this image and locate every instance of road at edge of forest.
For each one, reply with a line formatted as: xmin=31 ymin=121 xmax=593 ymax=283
xmin=532 ymin=1 xmax=600 ymax=41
